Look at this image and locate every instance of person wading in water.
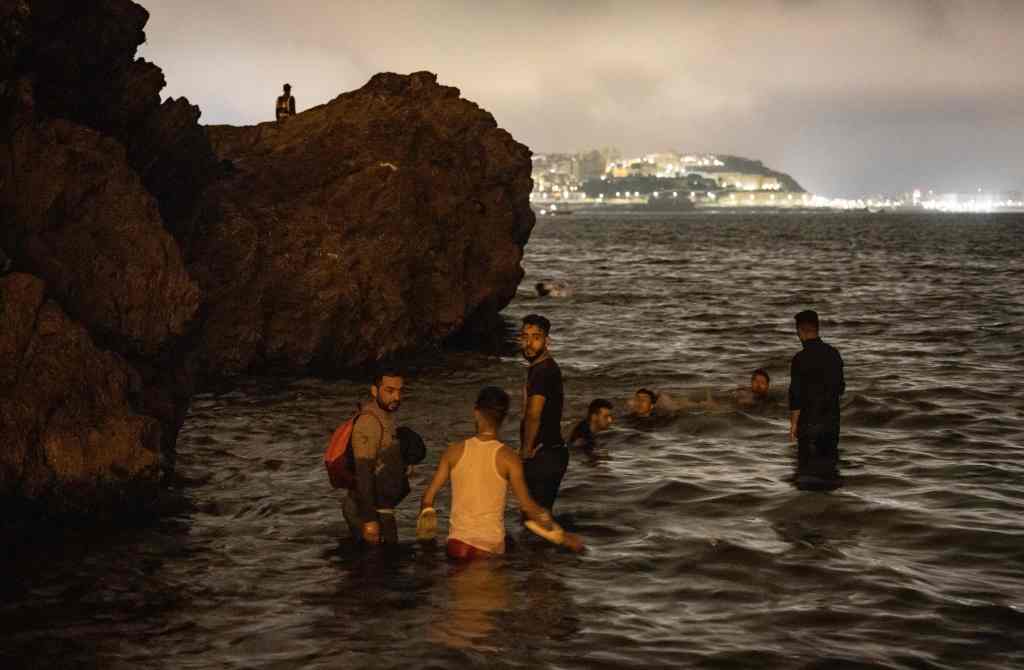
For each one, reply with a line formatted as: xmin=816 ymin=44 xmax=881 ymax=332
xmin=789 ymin=309 xmax=845 ymax=484
xmin=419 ymin=387 xmax=582 ymax=559
xmin=518 ymin=314 xmax=569 ymax=513
xmin=342 ymin=368 xmax=406 ymax=545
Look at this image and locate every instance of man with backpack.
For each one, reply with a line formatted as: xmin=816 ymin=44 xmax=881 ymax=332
xmin=341 ymin=368 xmax=407 ymax=544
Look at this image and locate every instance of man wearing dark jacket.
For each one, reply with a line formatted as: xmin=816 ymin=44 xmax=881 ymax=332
xmin=343 ymin=368 xmax=406 ymax=544
xmin=788 ymin=310 xmax=845 ymax=478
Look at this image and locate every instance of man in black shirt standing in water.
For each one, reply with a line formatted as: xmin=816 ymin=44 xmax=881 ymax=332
xmin=789 ymin=310 xmax=845 ymax=481
xmin=519 ymin=314 xmax=568 ymax=511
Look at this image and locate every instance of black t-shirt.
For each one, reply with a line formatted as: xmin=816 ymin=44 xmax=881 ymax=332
xmin=568 ymin=419 xmax=594 ymax=453
xmin=788 ymin=337 xmax=845 ymax=432
xmin=525 ymin=357 xmax=564 ymax=448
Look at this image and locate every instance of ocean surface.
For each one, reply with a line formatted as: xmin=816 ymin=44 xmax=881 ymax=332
xmin=4 ymin=212 xmax=1024 ymax=669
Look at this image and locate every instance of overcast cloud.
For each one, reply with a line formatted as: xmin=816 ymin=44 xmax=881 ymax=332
xmin=139 ymin=0 xmax=1024 ymax=196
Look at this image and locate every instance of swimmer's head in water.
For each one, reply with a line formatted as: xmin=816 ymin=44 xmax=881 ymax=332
xmin=634 ymin=389 xmax=657 ymax=417
xmin=474 ymin=386 xmax=511 ymax=428
xmin=588 ymin=398 xmax=614 ymax=432
xmin=520 ymin=314 xmax=551 ymax=362
xmin=372 ymin=366 xmax=404 ymax=412
xmin=794 ymin=309 xmax=820 ymax=341
xmin=535 ymin=282 xmax=551 ymax=297
xmin=751 ymin=369 xmax=770 ymax=397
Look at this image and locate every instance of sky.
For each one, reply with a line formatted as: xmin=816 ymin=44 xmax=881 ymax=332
xmin=139 ymin=0 xmax=1024 ymax=197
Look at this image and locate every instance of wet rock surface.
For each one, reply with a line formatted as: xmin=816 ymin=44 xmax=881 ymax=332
xmin=197 ymin=71 xmax=533 ymax=374
xmin=0 ymin=0 xmax=209 ymax=520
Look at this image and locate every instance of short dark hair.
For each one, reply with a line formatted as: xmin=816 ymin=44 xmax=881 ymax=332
xmin=635 ymin=388 xmax=657 ymax=404
xmin=475 ymin=386 xmax=511 ymax=425
xmin=283 ymin=83 xmax=291 ymax=90
xmin=373 ymin=365 xmax=404 ymax=387
xmin=522 ymin=313 xmax=551 ymax=334
xmin=752 ymin=368 xmax=770 ymax=384
xmin=587 ymin=398 xmax=613 ymax=417
xmin=794 ymin=310 xmax=819 ymax=329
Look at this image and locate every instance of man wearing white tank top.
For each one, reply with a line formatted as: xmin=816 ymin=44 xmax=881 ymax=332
xmin=420 ymin=387 xmax=582 ymax=559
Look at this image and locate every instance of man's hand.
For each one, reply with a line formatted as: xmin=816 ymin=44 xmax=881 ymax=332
xmin=361 ymin=521 xmax=381 ymax=544
xmin=520 ymin=444 xmax=539 ymax=461
xmin=561 ymin=532 xmax=586 ymax=553
xmin=788 ymin=424 xmax=798 ymax=442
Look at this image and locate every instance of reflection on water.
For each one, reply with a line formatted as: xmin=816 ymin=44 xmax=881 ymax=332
xmin=2 ymin=212 xmax=1024 ymax=668
xmin=430 ymin=560 xmax=510 ymax=651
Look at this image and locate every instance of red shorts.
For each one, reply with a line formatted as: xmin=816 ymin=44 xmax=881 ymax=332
xmin=446 ymin=538 xmax=498 ymax=561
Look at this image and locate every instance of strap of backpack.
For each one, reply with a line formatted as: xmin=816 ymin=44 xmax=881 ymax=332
xmin=353 ymin=411 xmax=387 ymax=455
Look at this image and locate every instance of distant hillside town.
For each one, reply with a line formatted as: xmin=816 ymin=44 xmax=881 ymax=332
xmin=531 ymin=149 xmax=1024 ymax=214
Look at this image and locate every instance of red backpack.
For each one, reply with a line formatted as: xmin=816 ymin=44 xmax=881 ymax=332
xmin=324 ymin=412 xmax=380 ymax=489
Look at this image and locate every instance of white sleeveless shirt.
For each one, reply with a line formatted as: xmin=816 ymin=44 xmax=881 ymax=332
xmin=449 ymin=438 xmax=509 ymax=554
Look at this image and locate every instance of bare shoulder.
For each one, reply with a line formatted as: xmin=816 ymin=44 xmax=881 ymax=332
xmin=495 ymin=444 xmax=520 ymax=471
xmin=446 ymin=440 xmax=466 ymax=468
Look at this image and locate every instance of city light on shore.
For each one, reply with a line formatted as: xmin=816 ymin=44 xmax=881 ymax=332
xmin=530 ymin=149 xmax=1023 ymax=214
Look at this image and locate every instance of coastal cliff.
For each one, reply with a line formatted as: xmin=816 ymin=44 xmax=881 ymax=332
xmin=0 ymin=0 xmax=534 ymax=521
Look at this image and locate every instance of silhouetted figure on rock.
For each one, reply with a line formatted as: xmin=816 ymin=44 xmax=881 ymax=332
xmin=276 ymin=83 xmax=296 ymax=122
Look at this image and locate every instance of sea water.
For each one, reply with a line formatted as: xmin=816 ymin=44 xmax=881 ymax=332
xmin=3 ymin=212 xmax=1023 ymax=669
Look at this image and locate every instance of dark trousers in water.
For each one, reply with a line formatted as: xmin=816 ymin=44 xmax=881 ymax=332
xmin=342 ymin=494 xmax=399 ymax=544
xmin=523 ymin=445 xmax=569 ymax=511
xmin=797 ymin=427 xmax=840 ymax=479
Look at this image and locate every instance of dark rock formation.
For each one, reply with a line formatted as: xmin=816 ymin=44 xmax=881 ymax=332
xmin=2 ymin=117 xmax=199 ymax=357
xmin=0 ymin=0 xmax=210 ymax=520
xmin=0 ymin=1 xmax=533 ymax=522
xmin=196 ymin=71 xmax=534 ymax=374
xmin=0 ymin=273 xmax=162 ymax=517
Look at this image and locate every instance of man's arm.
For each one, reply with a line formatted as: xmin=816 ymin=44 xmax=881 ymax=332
xmin=420 ymin=445 xmax=453 ymax=511
xmin=836 ymin=350 xmax=846 ymax=397
xmin=501 ymin=447 xmax=584 ymax=552
xmin=351 ymin=415 xmax=383 ymax=541
xmin=788 ymin=355 xmax=802 ymax=442
xmin=289 ymin=96 xmax=296 ymax=114
xmin=499 ymin=447 xmax=551 ymax=527
xmin=521 ymin=394 xmax=546 ymax=459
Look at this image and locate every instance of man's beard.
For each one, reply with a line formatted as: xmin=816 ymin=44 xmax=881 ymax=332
xmin=377 ymin=397 xmax=400 ymax=412
xmin=522 ymin=346 xmax=546 ymax=363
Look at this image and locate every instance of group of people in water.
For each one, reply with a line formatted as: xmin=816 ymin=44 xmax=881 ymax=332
xmin=337 ymin=308 xmax=845 ymax=560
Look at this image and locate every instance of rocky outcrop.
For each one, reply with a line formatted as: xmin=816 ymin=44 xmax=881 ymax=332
xmin=0 ymin=273 xmax=162 ymax=517
xmin=2 ymin=117 xmax=199 ymax=356
xmin=0 ymin=1 xmax=534 ymax=522
xmin=0 ymin=0 xmax=210 ymax=520
xmin=196 ymin=71 xmax=534 ymax=374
